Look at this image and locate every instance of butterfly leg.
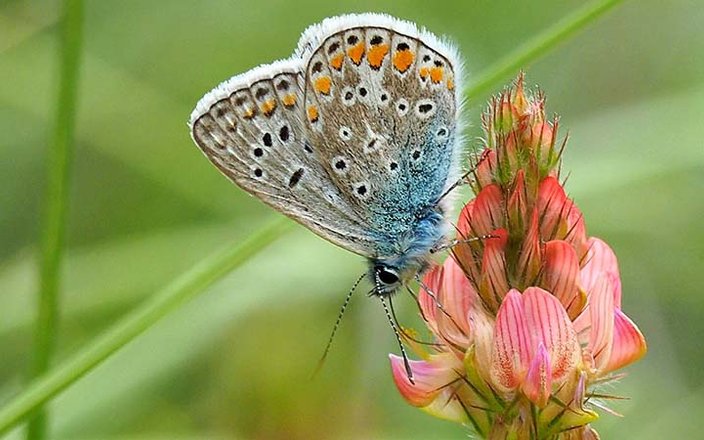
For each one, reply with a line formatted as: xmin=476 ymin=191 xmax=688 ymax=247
xmin=436 ymin=144 xmax=498 ymax=203
xmin=415 ymin=275 xmax=465 ymax=335
xmin=429 ymin=234 xmax=498 ymax=254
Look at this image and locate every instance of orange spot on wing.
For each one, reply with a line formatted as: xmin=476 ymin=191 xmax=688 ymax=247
xmin=367 ymin=43 xmax=389 ymax=69
xmin=329 ymin=53 xmax=344 ymax=70
xmin=419 ymin=66 xmax=430 ymax=79
xmin=392 ymin=49 xmax=414 ymax=72
xmin=348 ymin=42 xmax=365 ymax=65
xmin=307 ymin=105 xmax=319 ymax=123
xmin=314 ymin=76 xmax=332 ymax=95
xmin=261 ymin=99 xmax=276 ymax=116
xmin=282 ymin=93 xmax=297 ymax=107
xmin=430 ymin=66 xmax=444 ymax=84
xmin=447 ymin=78 xmax=455 ymax=90
xmin=243 ymin=107 xmax=256 ymax=119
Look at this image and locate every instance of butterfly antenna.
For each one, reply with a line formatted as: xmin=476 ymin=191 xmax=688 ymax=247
xmin=312 ymin=272 xmax=366 ymax=379
xmin=380 ymin=295 xmax=415 ymax=384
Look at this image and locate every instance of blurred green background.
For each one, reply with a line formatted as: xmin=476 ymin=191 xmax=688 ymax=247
xmin=1 ymin=0 xmax=703 ymax=438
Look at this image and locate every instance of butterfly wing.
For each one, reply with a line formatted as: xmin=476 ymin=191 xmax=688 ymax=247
xmin=189 ymin=58 xmax=377 ymax=255
xmin=297 ymin=14 xmax=463 ymax=257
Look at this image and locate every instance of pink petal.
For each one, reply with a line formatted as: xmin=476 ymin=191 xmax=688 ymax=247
xmin=517 ymin=209 xmax=542 ymax=285
xmin=437 ymin=257 xmax=475 ymax=341
xmin=537 ymin=177 xmax=566 ymax=240
xmin=537 ymin=177 xmax=588 ymax=257
xmin=455 ymin=201 xmax=482 ymax=285
xmin=470 ymin=184 xmax=504 ymax=236
xmin=507 ymin=170 xmax=527 ymax=231
xmin=491 ymin=289 xmax=531 ymax=390
xmin=579 ymin=276 xmax=614 ymax=372
xmin=580 ymin=238 xmax=622 ymax=308
xmin=542 ymin=240 xmax=580 ymax=315
xmin=563 ymin=197 xmax=589 ymax=259
xmin=522 ymin=343 xmax=552 ymax=408
xmin=479 ymin=229 xmax=510 ymax=311
xmin=456 ymin=200 xmax=475 ymax=240
xmin=475 ymin=149 xmax=497 ymax=188
xmin=389 ymin=353 xmax=466 ymax=422
xmin=419 ymin=265 xmax=442 ymax=335
xmin=521 ymin=287 xmax=581 ymax=381
xmin=418 ymin=258 xmax=477 ymax=348
xmin=468 ymin=306 xmax=496 ymax=379
xmin=603 ymin=308 xmax=647 ymax=373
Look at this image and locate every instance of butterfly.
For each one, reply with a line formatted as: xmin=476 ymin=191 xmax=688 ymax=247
xmin=189 ymin=13 xmax=463 ymax=299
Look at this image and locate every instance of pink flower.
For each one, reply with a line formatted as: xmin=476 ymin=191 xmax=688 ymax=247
xmin=389 ymin=75 xmax=646 ymax=439
xmin=389 ymin=353 xmax=467 ymax=423
xmin=491 ymin=287 xmax=580 ymax=408
xmin=574 ymin=238 xmax=647 ymax=376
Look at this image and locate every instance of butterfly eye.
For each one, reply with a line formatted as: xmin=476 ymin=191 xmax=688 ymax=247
xmin=377 ymin=267 xmax=400 ymax=285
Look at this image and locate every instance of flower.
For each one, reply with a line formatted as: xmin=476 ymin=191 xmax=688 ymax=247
xmin=389 ymin=74 xmax=647 ymax=439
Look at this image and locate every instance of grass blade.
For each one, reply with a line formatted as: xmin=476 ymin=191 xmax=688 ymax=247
xmin=0 ymin=218 xmax=293 ymax=436
xmin=466 ymin=0 xmax=626 ymax=99
xmin=27 ymin=0 xmax=84 ymax=438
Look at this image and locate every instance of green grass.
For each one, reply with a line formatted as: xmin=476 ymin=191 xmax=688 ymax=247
xmin=27 ymin=0 xmax=83 ymax=438
xmin=1 ymin=218 xmax=292 ymax=436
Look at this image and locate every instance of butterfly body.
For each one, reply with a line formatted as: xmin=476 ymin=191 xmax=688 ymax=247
xmin=190 ymin=13 xmax=463 ymax=296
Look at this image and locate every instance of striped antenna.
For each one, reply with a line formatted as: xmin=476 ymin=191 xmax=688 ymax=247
xmin=312 ymin=272 xmax=366 ymax=379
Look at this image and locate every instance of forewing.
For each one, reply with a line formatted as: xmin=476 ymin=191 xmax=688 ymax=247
xmin=297 ymin=14 xmax=462 ymax=238
xmin=189 ymin=58 xmax=376 ymax=255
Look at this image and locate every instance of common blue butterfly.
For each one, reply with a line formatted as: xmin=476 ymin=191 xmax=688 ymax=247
xmin=189 ymin=13 xmax=463 ymax=299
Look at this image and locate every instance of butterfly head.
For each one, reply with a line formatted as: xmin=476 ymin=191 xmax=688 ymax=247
xmin=370 ymin=259 xmax=428 ymax=296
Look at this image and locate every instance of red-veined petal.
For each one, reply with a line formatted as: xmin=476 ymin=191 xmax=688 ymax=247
xmin=522 ymin=287 xmax=581 ymax=381
xmin=542 ymin=240 xmax=581 ymax=316
xmin=491 ymin=289 xmax=531 ymax=390
xmin=479 ymin=229 xmax=510 ymax=311
xmin=470 ymin=184 xmax=504 ymax=236
xmin=581 ymin=238 xmax=622 ymax=308
xmin=603 ymin=308 xmax=647 ymax=373
xmin=522 ymin=343 xmax=552 ymax=408
xmin=389 ymin=353 xmax=466 ymax=422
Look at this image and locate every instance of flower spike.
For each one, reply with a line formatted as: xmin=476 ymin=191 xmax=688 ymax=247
xmin=388 ymin=75 xmax=646 ymax=439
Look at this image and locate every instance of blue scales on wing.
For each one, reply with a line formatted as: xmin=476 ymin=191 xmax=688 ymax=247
xmin=298 ymin=14 xmax=464 ymax=263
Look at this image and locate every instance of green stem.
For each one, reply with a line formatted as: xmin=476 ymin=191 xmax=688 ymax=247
xmin=27 ymin=0 xmax=83 ymax=439
xmin=0 ymin=218 xmax=293 ymax=437
xmin=466 ymin=0 xmax=626 ymax=100
xmin=0 ymin=0 xmax=626 ymax=434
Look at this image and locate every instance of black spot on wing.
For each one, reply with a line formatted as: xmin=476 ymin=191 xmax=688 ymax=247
xmin=288 ymin=168 xmax=305 ymax=188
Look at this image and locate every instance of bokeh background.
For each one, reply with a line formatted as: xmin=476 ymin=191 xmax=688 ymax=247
xmin=1 ymin=0 xmax=703 ymax=438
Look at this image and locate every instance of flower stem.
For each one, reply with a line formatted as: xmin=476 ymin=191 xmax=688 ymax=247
xmin=0 ymin=218 xmax=293 ymax=436
xmin=466 ymin=0 xmax=627 ymax=100
xmin=27 ymin=0 xmax=83 ymax=439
